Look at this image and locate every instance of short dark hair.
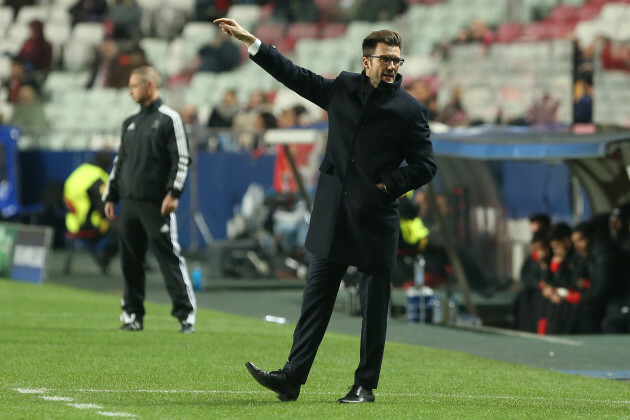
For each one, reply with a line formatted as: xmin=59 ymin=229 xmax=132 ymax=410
xmin=573 ymin=221 xmax=594 ymax=238
xmin=529 ymin=213 xmax=551 ymax=231
xmin=531 ymin=229 xmax=549 ymax=245
xmin=549 ymin=222 xmax=572 ymax=242
xmin=362 ymin=30 xmax=402 ymax=56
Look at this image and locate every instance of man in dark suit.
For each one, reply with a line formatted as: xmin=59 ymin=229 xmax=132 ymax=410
xmin=214 ymin=18 xmax=437 ymax=403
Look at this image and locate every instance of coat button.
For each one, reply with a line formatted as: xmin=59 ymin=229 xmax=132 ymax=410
xmin=348 ymin=156 xmax=355 ymax=163
xmin=344 ymin=191 xmax=348 ymax=196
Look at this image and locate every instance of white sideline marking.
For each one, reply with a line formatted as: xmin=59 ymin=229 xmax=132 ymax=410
xmin=96 ymin=411 xmax=135 ymax=418
xmin=14 ymin=387 xmax=629 ymax=407
xmin=48 ymin=388 xmax=630 ymax=405
xmin=68 ymin=403 xmax=103 ymax=409
xmin=13 ymin=388 xmax=134 ymax=418
xmin=15 ymin=388 xmax=47 ymax=394
xmin=41 ymin=396 xmax=73 ymax=401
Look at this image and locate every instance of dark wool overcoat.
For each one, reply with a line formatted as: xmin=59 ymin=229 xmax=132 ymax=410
xmin=251 ymin=42 xmax=437 ymax=269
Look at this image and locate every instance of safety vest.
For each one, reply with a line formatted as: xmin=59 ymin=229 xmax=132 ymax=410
xmin=64 ymin=163 xmax=109 ymax=234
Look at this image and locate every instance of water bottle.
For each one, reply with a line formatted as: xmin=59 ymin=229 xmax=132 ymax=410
xmin=447 ymin=298 xmax=458 ymax=326
xmin=265 ymin=315 xmax=289 ymax=324
xmin=431 ymin=297 xmax=443 ymax=324
xmin=414 ymin=255 xmax=425 ymax=288
xmin=191 ymin=263 xmax=203 ymax=291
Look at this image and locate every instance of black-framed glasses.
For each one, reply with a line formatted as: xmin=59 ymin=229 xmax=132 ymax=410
xmin=365 ymin=55 xmax=405 ymax=67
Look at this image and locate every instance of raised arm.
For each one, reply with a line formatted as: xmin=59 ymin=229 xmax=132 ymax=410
xmin=213 ymin=18 xmax=335 ymax=110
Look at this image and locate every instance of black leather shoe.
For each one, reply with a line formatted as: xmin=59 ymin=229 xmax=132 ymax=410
xmin=245 ymin=362 xmax=300 ymax=401
xmin=337 ymin=385 xmax=375 ymax=403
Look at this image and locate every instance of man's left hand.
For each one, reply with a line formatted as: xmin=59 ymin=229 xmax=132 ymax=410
xmin=161 ymin=193 xmax=179 ymax=216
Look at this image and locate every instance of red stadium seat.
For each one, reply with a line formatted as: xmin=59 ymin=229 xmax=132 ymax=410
xmin=286 ymin=22 xmax=320 ymax=40
xmin=321 ymin=22 xmax=347 ymax=39
xmin=254 ymin=23 xmax=287 ymax=49
xmin=549 ymin=5 xmax=579 ymax=22
xmin=495 ymin=22 xmax=523 ymax=43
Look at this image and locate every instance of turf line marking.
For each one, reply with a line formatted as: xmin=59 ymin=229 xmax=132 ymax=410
xmin=68 ymin=403 xmax=104 ymax=409
xmin=96 ymin=411 xmax=136 ymax=418
xmin=13 ymin=388 xmax=134 ymax=418
xmin=52 ymin=388 xmax=629 ymax=405
xmin=41 ymin=396 xmax=74 ymax=402
xmin=460 ymin=325 xmax=584 ymax=346
xmin=15 ymin=388 xmax=47 ymax=394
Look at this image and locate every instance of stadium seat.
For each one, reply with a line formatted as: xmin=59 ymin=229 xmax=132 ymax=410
xmin=140 ymin=37 xmax=169 ymax=75
xmin=254 ymin=23 xmax=286 ymax=50
xmin=70 ymin=22 xmax=105 ymax=47
xmin=6 ymin=23 xmax=31 ymax=47
xmin=44 ymin=22 xmax=71 ymax=66
xmin=0 ymin=7 xmax=13 ymax=37
xmin=164 ymin=0 xmax=194 ymax=16
xmin=226 ymin=4 xmax=261 ymax=32
xmin=51 ymin=0 xmax=77 ymax=9
xmin=62 ymin=41 xmax=95 ymax=71
xmin=495 ymin=22 xmax=523 ymax=43
xmin=321 ymin=22 xmax=347 ymax=39
xmin=16 ymin=5 xmax=48 ymax=24
xmin=287 ymin=22 xmax=320 ymax=40
xmin=47 ymin=6 xmax=71 ymax=25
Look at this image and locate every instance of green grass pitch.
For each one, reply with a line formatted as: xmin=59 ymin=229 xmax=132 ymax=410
xmin=1 ymin=279 xmax=628 ymax=419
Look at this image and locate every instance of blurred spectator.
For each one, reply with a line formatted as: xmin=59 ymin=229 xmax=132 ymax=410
xmin=180 ymin=104 xmax=208 ymax=150
xmin=573 ymin=72 xmax=593 ymax=124
xmin=469 ymin=19 xmax=494 ymax=44
xmin=529 ymin=213 xmax=551 ymax=235
xmin=233 ymin=91 xmax=275 ymax=150
xmin=436 ymin=87 xmax=469 ymax=126
xmin=195 ymin=0 xmax=233 ymax=22
xmin=452 ymin=28 xmax=472 ymax=45
xmin=527 ymin=92 xmax=559 ymax=126
xmin=273 ymin=0 xmax=319 ymax=22
xmin=9 ymin=84 xmax=49 ymax=129
xmin=249 ymin=111 xmax=278 ymax=150
xmin=609 ymin=203 xmax=630 ymax=253
xmin=408 ymin=81 xmax=437 ymax=120
xmin=513 ymin=229 xmax=550 ymax=332
xmin=17 ymin=21 xmax=53 ymax=79
xmin=106 ymin=0 xmax=143 ymax=45
xmin=87 ymin=42 xmax=149 ymax=89
xmin=69 ymin=0 xmax=109 ymax=26
xmin=208 ymin=89 xmax=239 ymax=128
xmin=568 ymin=221 xmax=628 ymax=333
xmin=344 ymin=0 xmax=407 ymax=21
xmin=2 ymin=57 xmax=39 ymax=104
xmin=86 ymin=39 xmax=121 ymax=88
xmin=195 ymin=29 xmax=241 ymax=73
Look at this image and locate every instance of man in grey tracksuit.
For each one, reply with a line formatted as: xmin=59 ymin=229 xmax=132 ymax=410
xmin=103 ymin=66 xmax=196 ymax=333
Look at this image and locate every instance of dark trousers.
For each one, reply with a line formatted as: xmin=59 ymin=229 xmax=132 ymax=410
xmin=119 ymin=199 xmax=196 ymax=323
xmin=283 ymin=255 xmax=391 ymax=389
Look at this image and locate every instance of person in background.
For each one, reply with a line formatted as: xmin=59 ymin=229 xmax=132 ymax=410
xmin=9 ymin=84 xmax=49 ymax=130
xmin=208 ymin=89 xmax=239 ymax=128
xmin=573 ymin=72 xmax=593 ymax=124
xmin=64 ymin=152 xmax=118 ymax=274
xmin=17 ymin=20 xmax=53 ymax=79
xmin=196 ymin=28 xmax=241 ymax=74
xmin=106 ymin=0 xmax=142 ymax=45
xmin=69 ymin=0 xmax=109 ymax=26
xmin=609 ymin=203 xmax=630 ymax=253
xmin=2 ymin=57 xmax=39 ymax=104
xmin=215 ymin=17 xmax=436 ymax=404
xmin=103 ymin=66 xmax=196 ymax=333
